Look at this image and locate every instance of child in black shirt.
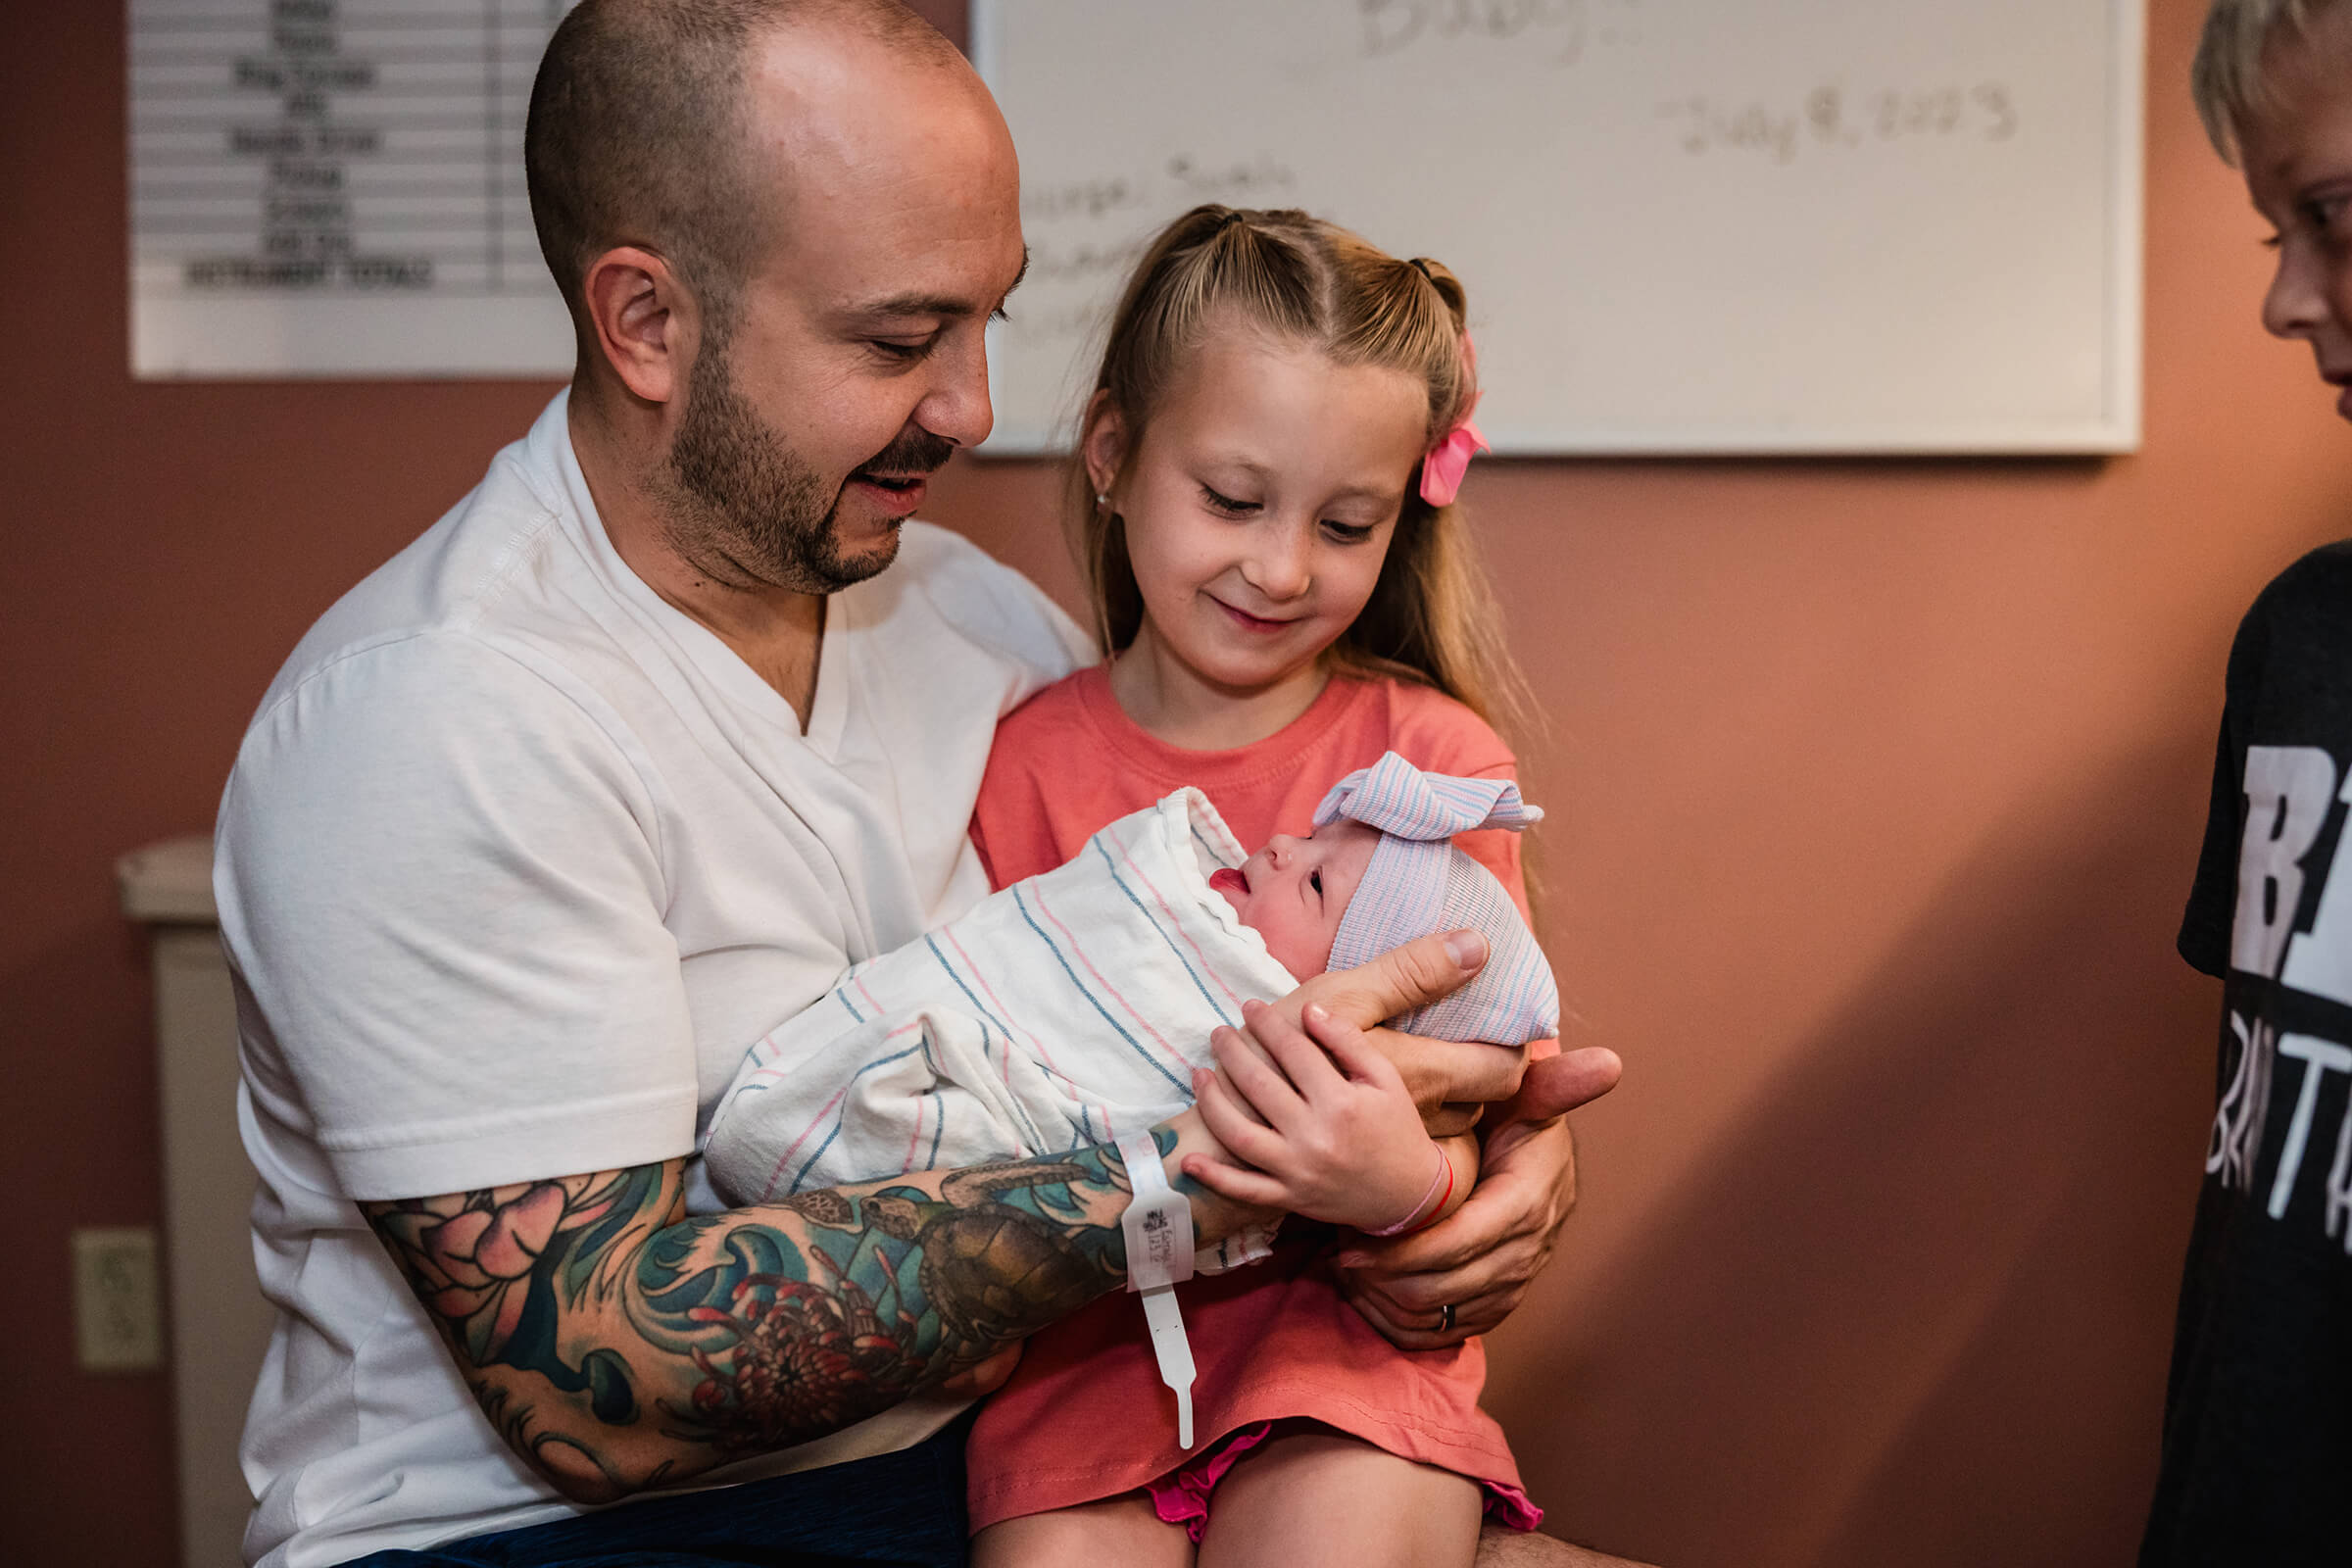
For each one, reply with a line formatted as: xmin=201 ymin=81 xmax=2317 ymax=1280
xmin=2146 ymin=5 xmax=2352 ymax=1563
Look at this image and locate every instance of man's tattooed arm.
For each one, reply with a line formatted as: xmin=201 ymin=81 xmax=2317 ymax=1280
xmin=360 ymin=1115 xmax=1251 ymax=1504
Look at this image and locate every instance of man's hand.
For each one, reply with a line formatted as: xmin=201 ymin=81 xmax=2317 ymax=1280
xmin=1493 ymin=1047 xmax=1627 ymax=1145
xmin=1270 ymin=929 xmax=1525 ymax=1133
xmin=1220 ymin=931 xmax=1621 ymax=1348
xmin=1335 ymin=1046 xmax=1622 ymax=1348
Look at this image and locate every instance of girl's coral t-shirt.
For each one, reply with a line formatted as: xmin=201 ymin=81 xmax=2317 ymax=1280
xmin=970 ymin=663 xmax=1530 ymax=923
xmin=962 ymin=663 xmax=1544 ymax=1531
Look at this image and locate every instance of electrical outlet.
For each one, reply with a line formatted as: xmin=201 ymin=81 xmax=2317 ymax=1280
xmin=73 ymin=1227 xmax=164 ymax=1373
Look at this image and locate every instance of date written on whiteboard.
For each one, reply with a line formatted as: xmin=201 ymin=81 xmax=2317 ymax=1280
xmin=1658 ymin=83 xmax=2021 ymax=164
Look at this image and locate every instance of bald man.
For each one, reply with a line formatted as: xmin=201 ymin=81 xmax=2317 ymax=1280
xmin=215 ymin=4 xmax=1628 ymax=1565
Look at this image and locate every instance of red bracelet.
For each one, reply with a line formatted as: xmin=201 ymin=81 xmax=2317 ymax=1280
xmin=1400 ymin=1153 xmax=1456 ymax=1237
xmin=1363 ymin=1146 xmax=1452 ymax=1237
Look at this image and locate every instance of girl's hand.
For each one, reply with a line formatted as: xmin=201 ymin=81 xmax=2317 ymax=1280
xmin=1274 ymin=928 xmax=1527 ymax=1135
xmin=1333 ymin=1049 xmax=1619 ymax=1348
xmin=1180 ymin=999 xmax=1445 ymax=1233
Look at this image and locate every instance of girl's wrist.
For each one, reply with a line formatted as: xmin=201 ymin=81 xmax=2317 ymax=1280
xmin=1162 ymin=1108 xmax=1281 ymax=1241
xmin=1361 ymin=1141 xmax=1453 ymax=1237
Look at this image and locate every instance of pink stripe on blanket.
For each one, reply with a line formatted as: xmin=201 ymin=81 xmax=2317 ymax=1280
xmin=1030 ymin=884 xmax=1191 ymax=1080
xmin=757 ymin=1019 xmax=923 ymax=1200
xmin=902 ymin=1093 xmax=926 ymax=1175
xmin=1112 ymin=835 xmax=1250 ymax=1010
xmin=944 ymin=927 xmax=1065 ymax=1077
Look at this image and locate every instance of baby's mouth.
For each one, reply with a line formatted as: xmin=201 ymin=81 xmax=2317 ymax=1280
xmin=1208 ymin=867 xmax=1249 ymax=898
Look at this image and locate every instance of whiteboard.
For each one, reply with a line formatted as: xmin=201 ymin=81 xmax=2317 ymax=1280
xmin=971 ymin=1 xmax=2143 ymax=455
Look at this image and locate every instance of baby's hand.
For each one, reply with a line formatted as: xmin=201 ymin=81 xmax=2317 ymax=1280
xmin=1181 ymin=999 xmax=1446 ymax=1234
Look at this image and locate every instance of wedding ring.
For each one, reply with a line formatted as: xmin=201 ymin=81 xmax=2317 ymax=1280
xmin=1436 ymin=1301 xmax=1457 ymax=1334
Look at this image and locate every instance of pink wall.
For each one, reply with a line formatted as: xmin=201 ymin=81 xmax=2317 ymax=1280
xmin=6 ymin=1 xmax=2346 ymax=1561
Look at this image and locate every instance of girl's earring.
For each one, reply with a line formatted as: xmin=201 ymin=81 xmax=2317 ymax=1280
xmin=1095 ymin=492 xmax=1111 ymax=515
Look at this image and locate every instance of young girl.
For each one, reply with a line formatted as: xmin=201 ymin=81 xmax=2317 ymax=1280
xmin=965 ymin=204 xmax=1546 ymax=1568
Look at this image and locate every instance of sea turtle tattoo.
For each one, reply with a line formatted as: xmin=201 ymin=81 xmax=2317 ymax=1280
xmin=861 ymin=1161 xmax=1106 ymax=1346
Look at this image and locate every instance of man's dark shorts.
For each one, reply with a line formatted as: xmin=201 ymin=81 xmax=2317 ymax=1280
xmin=337 ymin=1410 xmax=975 ymax=1568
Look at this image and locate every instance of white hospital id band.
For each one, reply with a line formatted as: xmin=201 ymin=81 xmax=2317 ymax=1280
xmin=1115 ymin=1130 xmax=1198 ymax=1447
xmin=1117 ymin=1130 xmax=1196 ymax=1291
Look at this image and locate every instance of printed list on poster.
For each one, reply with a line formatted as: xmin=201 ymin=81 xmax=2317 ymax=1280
xmin=130 ymin=0 xmax=579 ymax=378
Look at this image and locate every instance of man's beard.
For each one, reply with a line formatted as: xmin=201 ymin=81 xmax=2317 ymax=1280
xmin=658 ymin=334 xmax=953 ymax=595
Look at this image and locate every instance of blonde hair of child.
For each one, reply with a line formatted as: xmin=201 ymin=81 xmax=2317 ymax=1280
xmin=1067 ymin=204 xmax=1540 ymax=753
xmin=2193 ymin=0 xmax=2345 ymax=161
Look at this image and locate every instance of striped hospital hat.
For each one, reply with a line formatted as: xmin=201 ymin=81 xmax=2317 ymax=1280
xmin=1314 ymin=752 xmax=1559 ymax=1046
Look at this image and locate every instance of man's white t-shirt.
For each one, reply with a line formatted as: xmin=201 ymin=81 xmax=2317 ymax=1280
xmin=215 ymin=392 xmax=1090 ymax=1568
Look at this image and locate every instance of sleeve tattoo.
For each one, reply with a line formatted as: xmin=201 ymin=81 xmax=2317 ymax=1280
xmin=360 ymin=1139 xmax=1174 ymax=1499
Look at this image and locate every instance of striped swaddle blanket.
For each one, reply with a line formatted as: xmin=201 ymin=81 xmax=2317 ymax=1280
xmin=702 ymin=787 xmax=1298 ymax=1216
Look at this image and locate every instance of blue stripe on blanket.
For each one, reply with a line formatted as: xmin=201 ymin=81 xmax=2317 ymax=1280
xmin=789 ymin=1037 xmax=930 ymax=1194
xmin=923 ymin=935 xmax=1071 ymax=1151
xmin=1012 ymin=885 xmax=1190 ymax=1095
xmin=732 ymin=991 xmax=861 ymax=1107
xmin=1090 ymin=838 xmax=1238 ymax=1028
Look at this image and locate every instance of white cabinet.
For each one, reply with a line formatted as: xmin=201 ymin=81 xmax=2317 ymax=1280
xmin=120 ymin=837 xmax=273 ymax=1568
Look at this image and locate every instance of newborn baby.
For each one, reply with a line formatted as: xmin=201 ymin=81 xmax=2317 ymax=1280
xmin=701 ymin=752 xmax=1558 ymax=1225
xmin=1203 ymin=820 xmax=1375 ymax=979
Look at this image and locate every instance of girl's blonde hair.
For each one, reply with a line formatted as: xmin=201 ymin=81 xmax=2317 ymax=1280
xmin=1070 ymin=204 xmax=1537 ymax=751
xmin=2192 ymin=0 xmax=2344 ymax=161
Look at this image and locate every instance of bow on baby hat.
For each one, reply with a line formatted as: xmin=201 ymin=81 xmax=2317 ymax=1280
xmin=1313 ymin=753 xmax=1559 ymax=1045
xmin=1313 ymin=751 xmax=1541 ymax=841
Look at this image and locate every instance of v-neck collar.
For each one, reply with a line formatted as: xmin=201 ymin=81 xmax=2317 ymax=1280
xmin=547 ymin=395 xmax=855 ymax=760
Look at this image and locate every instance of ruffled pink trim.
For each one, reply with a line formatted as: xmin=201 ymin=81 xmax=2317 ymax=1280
xmin=1483 ymin=1477 xmax=1545 ymax=1532
xmin=1143 ymin=1422 xmax=1544 ymax=1544
xmin=1145 ymin=1422 xmax=1277 ymax=1543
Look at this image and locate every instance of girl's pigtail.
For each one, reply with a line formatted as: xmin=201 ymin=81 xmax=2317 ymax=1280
xmin=1403 ymin=257 xmax=1476 ymax=436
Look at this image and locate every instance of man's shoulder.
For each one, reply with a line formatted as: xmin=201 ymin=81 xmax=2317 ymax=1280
xmin=265 ymin=412 xmax=585 ymax=710
xmin=866 ymin=520 xmax=1091 ymax=676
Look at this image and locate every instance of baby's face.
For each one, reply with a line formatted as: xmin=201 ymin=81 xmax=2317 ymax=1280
xmin=1209 ymin=817 xmax=1381 ymax=978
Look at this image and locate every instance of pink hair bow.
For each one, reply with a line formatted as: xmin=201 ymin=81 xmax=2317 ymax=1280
xmin=1418 ymin=329 xmax=1487 ymax=507
xmin=1418 ymin=412 xmax=1488 ymax=507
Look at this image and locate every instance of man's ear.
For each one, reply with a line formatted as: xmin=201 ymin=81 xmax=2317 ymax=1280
xmin=1080 ymin=390 xmax=1129 ymax=499
xmin=580 ymin=246 xmax=697 ymax=406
